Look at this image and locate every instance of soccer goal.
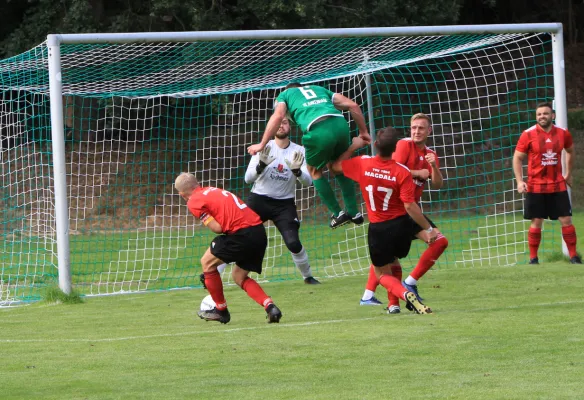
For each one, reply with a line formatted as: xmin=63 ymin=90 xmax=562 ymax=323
xmin=0 ymin=23 xmax=568 ymax=304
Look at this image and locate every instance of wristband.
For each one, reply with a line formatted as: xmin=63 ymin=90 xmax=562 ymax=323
xmin=425 ymin=227 xmax=433 ymax=233
xmin=292 ymin=169 xmax=302 ymax=177
xmin=256 ymin=162 xmax=267 ymax=174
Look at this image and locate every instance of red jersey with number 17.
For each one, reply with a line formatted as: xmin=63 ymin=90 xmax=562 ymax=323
xmin=187 ymin=187 xmax=261 ymax=234
xmin=342 ymin=156 xmax=416 ymax=223
xmin=515 ymin=124 xmax=573 ymax=193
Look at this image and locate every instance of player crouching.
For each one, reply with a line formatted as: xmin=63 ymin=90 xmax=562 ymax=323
xmin=175 ymin=172 xmax=282 ymax=324
xmin=331 ymin=128 xmax=437 ymax=314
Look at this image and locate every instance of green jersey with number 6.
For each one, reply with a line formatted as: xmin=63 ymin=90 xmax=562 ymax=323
xmin=276 ymin=85 xmax=344 ymax=133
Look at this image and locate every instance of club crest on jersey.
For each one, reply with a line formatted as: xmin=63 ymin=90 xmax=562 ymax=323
xmin=541 ymin=149 xmax=558 ymax=166
xmin=277 ymin=164 xmax=284 ymax=173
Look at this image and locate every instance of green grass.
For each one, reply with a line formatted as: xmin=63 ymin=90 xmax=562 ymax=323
xmin=1 ymin=261 xmax=583 ymax=399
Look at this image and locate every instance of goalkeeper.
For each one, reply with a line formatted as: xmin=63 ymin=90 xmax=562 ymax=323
xmin=248 ymin=82 xmax=371 ymax=229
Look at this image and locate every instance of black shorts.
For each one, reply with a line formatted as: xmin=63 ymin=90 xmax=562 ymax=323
xmin=368 ymin=215 xmax=417 ymax=267
xmin=410 ymin=214 xmax=437 ymax=240
xmin=210 ymin=224 xmax=267 ymax=273
xmin=247 ymin=193 xmax=300 ymax=233
xmin=524 ymin=191 xmax=572 ymax=220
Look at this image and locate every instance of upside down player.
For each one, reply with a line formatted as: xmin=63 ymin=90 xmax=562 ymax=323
xmin=175 ymin=172 xmax=282 ymax=324
xmin=359 ymin=113 xmax=449 ymax=313
xmin=331 ymin=128 xmax=437 ymax=314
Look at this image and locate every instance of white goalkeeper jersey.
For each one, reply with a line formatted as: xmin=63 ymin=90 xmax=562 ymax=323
xmin=244 ymin=140 xmax=312 ymax=200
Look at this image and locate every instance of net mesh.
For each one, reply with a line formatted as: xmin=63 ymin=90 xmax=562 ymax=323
xmin=0 ymin=31 xmax=561 ymax=304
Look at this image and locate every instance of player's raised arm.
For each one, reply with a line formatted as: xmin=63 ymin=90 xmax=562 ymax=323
xmin=248 ymin=102 xmax=287 ymax=155
xmin=426 ymin=153 xmax=444 ymax=189
xmin=332 ymin=93 xmax=370 ymax=143
xmin=330 ymin=136 xmax=367 ymax=174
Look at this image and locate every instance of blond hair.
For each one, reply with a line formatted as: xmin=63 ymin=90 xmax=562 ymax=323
xmin=174 ymin=172 xmax=199 ymax=193
xmin=410 ymin=113 xmax=431 ymax=125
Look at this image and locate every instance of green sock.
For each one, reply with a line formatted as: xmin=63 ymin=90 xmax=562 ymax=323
xmin=313 ymin=177 xmax=342 ymax=216
xmin=335 ymin=174 xmax=359 ymax=216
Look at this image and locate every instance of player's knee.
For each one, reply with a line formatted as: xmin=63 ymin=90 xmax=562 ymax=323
xmin=282 ymin=230 xmax=302 ymax=253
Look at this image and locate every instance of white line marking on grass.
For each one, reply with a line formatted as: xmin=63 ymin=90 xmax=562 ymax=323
xmin=2 ymin=299 xmax=583 ymax=344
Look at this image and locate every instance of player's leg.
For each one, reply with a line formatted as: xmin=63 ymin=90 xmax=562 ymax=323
xmin=303 ymin=123 xmax=349 ymax=228
xmin=197 ymin=246 xmax=231 ymax=323
xmin=403 ymin=216 xmax=448 ymax=301
xmin=233 ymin=224 xmax=283 ymax=323
xmin=524 ymin=192 xmax=546 ymax=264
xmin=272 ymin=202 xmax=320 ymax=284
xmin=553 ymin=191 xmax=581 ymax=263
xmin=360 ymin=265 xmax=383 ymax=306
xmin=387 ymin=264 xmax=402 ymax=314
xmin=375 ymin=262 xmax=432 ymax=315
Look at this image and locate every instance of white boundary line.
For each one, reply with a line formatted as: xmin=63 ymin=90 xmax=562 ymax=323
xmin=1 ymin=299 xmax=583 ymax=343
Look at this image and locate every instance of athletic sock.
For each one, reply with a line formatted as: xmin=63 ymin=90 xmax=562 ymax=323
xmin=313 ymin=177 xmax=342 ymax=216
xmin=562 ymin=225 xmax=578 ymax=258
xmin=404 ymin=276 xmax=417 ymax=286
xmin=528 ymin=227 xmax=542 ymax=259
xmin=204 ymin=270 xmax=227 ymax=310
xmin=388 ymin=264 xmax=402 ymax=307
xmin=241 ymin=277 xmax=272 ymax=308
xmin=365 ymin=264 xmax=378 ymax=291
xmin=410 ymin=236 xmax=449 ymax=280
xmin=362 ymin=289 xmax=375 ymax=301
xmin=335 ymin=174 xmax=359 ymax=216
xmin=379 ymin=274 xmax=406 ymax=301
xmin=217 ymin=263 xmax=227 ymax=274
xmin=291 ymin=247 xmax=312 ymax=278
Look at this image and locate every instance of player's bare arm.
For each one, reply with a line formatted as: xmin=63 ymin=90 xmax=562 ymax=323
xmin=330 ymin=136 xmax=367 ymax=174
xmin=564 ymin=145 xmax=574 ymax=187
xmin=202 ymin=216 xmax=223 ymax=234
xmin=248 ymin=102 xmax=288 ymax=155
xmin=404 ymin=202 xmax=437 ymax=244
xmin=425 ymin=153 xmax=444 ymax=189
xmin=332 ymin=93 xmax=371 ymax=144
xmin=512 ymin=150 xmax=528 ymax=193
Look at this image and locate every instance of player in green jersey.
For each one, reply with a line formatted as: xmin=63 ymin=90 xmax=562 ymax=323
xmin=248 ymin=82 xmax=371 ymax=229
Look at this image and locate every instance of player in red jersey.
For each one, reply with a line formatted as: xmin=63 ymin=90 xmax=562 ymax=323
xmin=513 ymin=102 xmax=581 ymax=264
xmin=359 ymin=113 xmax=449 ymax=313
xmin=175 ymin=172 xmax=283 ymax=324
xmin=331 ymin=127 xmax=437 ymax=314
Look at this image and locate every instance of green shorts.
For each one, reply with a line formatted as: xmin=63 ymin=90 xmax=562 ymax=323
xmin=302 ymin=117 xmax=351 ymax=170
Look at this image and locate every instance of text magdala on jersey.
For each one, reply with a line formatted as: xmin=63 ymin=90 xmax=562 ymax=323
xmin=364 ymin=168 xmax=397 ymax=182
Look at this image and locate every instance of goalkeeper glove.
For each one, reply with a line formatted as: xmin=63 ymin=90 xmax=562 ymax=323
xmin=256 ymin=145 xmax=275 ymax=174
xmin=285 ymin=151 xmax=304 ymax=177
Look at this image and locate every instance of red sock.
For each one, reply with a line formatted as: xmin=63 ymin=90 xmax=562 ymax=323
xmin=562 ymin=225 xmax=578 ymax=258
xmin=241 ymin=277 xmax=273 ymax=308
xmin=366 ymin=264 xmax=379 ymax=291
xmin=388 ymin=264 xmax=402 ymax=307
xmin=204 ymin=270 xmax=227 ymax=310
xmin=528 ymin=227 xmax=542 ymax=259
xmin=379 ymin=274 xmax=406 ymax=301
xmin=410 ymin=236 xmax=448 ymax=280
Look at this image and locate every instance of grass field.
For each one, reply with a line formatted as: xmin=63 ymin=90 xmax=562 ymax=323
xmin=1 ymin=258 xmax=583 ymax=399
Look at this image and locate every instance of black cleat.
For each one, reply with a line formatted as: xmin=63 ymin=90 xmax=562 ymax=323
xmin=529 ymin=257 xmax=539 ymax=265
xmin=330 ymin=211 xmax=352 ymax=229
xmin=266 ymin=303 xmax=282 ymax=323
xmin=198 ymin=307 xmax=231 ymax=324
xmin=199 ymin=273 xmax=207 ymax=289
xmin=405 ymin=292 xmax=432 ymax=314
xmin=304 ymin=276 xmax=321 ymax=284
xmin=386 ymin=305 xmax=401 ymax=314
xmin=351 ymin=212 xmax=364 ymax=225
xmin=570 ymin=255 xmax=582 ymax=264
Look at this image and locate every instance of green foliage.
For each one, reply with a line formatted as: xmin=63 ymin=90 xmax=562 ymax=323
xmin=42 ymin=286 xmax=84 ymax=304
xmin=568 ymin=108 xmax=584 ymax=130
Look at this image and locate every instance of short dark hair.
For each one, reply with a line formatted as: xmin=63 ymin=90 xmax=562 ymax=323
xmin=536 ymin=102 xmax=554 ymax=112
xmin=375 ymin=127 xmax=399 ymax=157
xmin=285 ymin=82 xmax=302 ymax=89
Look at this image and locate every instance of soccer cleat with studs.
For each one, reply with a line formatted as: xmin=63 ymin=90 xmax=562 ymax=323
xmin=570 ymin=255 xmax=582 ymax=264
xmin=529 ymin=257 xmax=539 ymax=265
xmin=405 ymin=292 xmax=432 ymax=314
xmin=266 ymin=303 xmax=282 ymax=323
xmin=198 ymin=307 xmax=231 ymax=324
xmin=351 ymin=212 xmax=364 ymax=225
xmin=402 ymin=281 xmax=424 ymax=301
xmin=304 ymin=276 xmax=321 ymax=284
xmin=330 ymin=211 xmax=352 ymax=229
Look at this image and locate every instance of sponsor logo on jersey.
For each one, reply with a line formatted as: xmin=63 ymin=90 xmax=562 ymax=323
xmin=541 ymin=149 xmax=558 ymax=166
xmin=545 ymin=138 xmax=552 ymax=143
xmin=269 ymin=164 xmax=290 ymax=181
